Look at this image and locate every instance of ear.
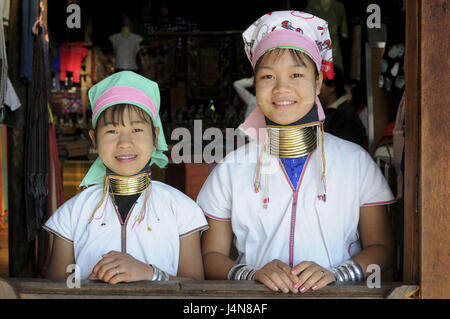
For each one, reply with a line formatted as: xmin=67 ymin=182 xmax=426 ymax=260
xmin=153 ymin=127 xmax=160 ymax=150
xmin=316 ymin=71 xmax=324 ymax=96
xmin=88 ymin=129 xmax=96 ymax=148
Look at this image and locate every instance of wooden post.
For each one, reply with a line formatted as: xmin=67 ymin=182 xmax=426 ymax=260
xmin=419 ymin=0 xmax=450 ymax=299
xmin=7 ymin=0 xmax=36 ymax=277
xmin=403 ymin=0 xmax=420 ymax=285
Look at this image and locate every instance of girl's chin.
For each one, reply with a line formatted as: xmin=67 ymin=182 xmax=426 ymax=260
xmin=107 ymin=166 xmax=145 ymax=177
xmin=267 ymin=116 xmax=301 ymax=126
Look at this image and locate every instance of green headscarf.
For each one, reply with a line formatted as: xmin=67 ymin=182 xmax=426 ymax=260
xmin=80 ymin=71 xmax=168 ymax=187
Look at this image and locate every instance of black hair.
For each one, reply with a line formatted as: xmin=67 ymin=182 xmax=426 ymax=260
xmin=254 ymin=48 xmax=319 ymax=78
xmin=323 ymin=67 xmax=346 ymax=97
xmin=93 ymin=104 xmax=157 ymax=145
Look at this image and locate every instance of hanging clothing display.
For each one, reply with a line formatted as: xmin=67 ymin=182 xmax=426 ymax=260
xmin=41 ymin=116 xmax=64 ymax=277
xmin=378 ymin=6 xmax=405 ymax=98
xmin=0 ymin=13 xmax=8 ymax=107
xmin=0 ymin=124 xmax=7 ymax=230
xmin=59 ymin=42 xmax=88 ymax=84
xmin=109 ymin=31 xmax=142 ymax=71
xmin=4 ymin=76 xmax=21 ymax=111
xmin=0 ymin=0 xmax=10 ymax=26
xmin=50 ymin=43 xmax=61 ymax=90
xmin=20 ymin=0 xmax=39 ymax=83
xmin=306 ymin=0 xmax=349 ymax=73
xmin=25 ymin=34 xmax=49 ymax=242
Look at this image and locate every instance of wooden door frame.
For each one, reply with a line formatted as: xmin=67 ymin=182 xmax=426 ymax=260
xmin=5 ymin=0 xmax=449 ymax=298
xmin=404 ymin=0 xmax=450 ymax=298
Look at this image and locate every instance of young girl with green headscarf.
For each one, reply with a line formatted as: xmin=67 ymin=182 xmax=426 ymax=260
xmin=44 ymin=71 xmax=208 ymax=284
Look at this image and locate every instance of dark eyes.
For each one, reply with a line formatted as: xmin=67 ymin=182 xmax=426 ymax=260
xmin=261 ymin=74 xmax=273 ymax=79
xmin=105 ymin=128 xmax=143 ymax=134
xmin=260 ymin=73 xmax=303 ymax=80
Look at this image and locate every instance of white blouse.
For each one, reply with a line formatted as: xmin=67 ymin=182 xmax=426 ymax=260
xmin=197 ymin=133 xmax=395 ymax=270
xmin=44 ymin=181 xmax=209 ymax=280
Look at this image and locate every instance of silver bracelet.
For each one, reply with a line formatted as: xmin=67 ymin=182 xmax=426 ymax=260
xmin=227 ymin=264 xmax=257 ymax=280
xmin=346 ymin=260 xmax=364 ymax=281
xmin=150 ymin=264 xmax=170 ymax=281
xmin=331 ymin=260 xmax=364 ymax=283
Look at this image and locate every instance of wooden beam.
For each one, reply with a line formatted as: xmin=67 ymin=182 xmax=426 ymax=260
xmin=386 ymin=285 xmax=419 ymax=299
xmin=6 ymin=278 xmax=402 ymax=299
xmin=419 ymin=0 xmax=450 ymax=299
xmin=0 ymin=277 xmax=18 ymax=298
xmin=403 ymin=0 xmax=420 ymax=285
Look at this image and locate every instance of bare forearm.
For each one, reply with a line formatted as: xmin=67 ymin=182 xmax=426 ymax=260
xmin=203 ymin=251 xmax=236 ymax=279
xmin=352 ymin=244 xmax=394 ymax=278
xmin=45 ymin=268 xmax=67 ymax=280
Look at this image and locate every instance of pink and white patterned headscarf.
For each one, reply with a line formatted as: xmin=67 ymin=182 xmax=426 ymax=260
xmin=243 ymin=10 xmax=334 ymax=79
xmin=239 ymin=10 xmax=335 ymax=137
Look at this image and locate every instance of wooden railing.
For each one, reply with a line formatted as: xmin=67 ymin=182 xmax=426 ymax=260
xmin=1 ymin=278 xmax=417 ymax=299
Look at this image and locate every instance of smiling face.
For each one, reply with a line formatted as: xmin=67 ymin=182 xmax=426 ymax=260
xmin=255 ymin=49 xmax=323 ymax=125
xmin=89 ymin=105 xmax=159 ymax=176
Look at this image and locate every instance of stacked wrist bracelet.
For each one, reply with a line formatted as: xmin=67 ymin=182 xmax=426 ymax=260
xmin=227 ymin=264 xmax=257 ymax=281
xmin=150 ymin=264 xmax=170 ymax=281
xmin=330 ymin=260 xmax=364 ymax=283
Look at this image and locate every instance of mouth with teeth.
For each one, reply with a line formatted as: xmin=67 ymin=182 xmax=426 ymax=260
xmin=115 ymin=154 xmax=137 ymax=162
xmin=273 ymin=100 xmax=296 ymax=107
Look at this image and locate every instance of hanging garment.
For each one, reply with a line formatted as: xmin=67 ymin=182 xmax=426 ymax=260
xmin=0 ymin=124 xmax=7 ymax=230
xmin=25 ymin=34 xmax=49 ymax=241
xmin=378 ymin=5 xmax=405 ymax=98
xmin=109 ymin=32 xmax=142 ymax=71
xmin=20 ymin=0 xmax=39 ymax=83
xmin=306 ymin=0 xmax=349 ymax=73
xmin=0 ymin=0 xmax=10 ymax=26
xmin=41 ymin=119 xmax=64 ymax=277
xmin=50 ymin=44 xmax=61 ymax=90
xmin=0 ymin=13 xmax=8 ymax=106
xmin=59 ymin=42 xmax=88 ymax=84
xmin=4 ymin=76 xmax=21 ymax=111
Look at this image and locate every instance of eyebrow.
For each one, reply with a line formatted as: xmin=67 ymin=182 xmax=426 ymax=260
xmin=103 ymin=121 xmax=117 ymax=126
xmin=103 ymin=120 xmax=147 ymax=126
xmin=130 ymin=120 xmax=147 ymax=124
xmin=258 ymin=64 xmax=305 ymax=70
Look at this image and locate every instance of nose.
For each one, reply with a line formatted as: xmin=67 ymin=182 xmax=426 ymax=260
xmin=273 ymin=76 xmax=290 ymax=93
xmin=117 ymin=132 xmax=133 ymax=148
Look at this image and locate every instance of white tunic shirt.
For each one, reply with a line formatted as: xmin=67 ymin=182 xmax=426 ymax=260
xmin=44 ymin=181 xmax=209 ymax=280
xmin=197 ymin=133 xmax=395 ymax=270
